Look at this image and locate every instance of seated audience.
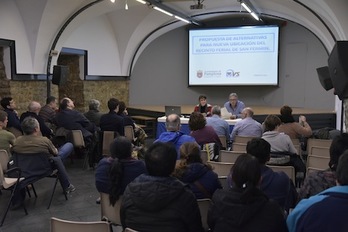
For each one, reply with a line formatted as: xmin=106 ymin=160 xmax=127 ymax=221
xmin=230 ymin=107 xmax=262 ymax=141
xmin=120 ymin=142 xmax=204 ymax=232
xmin=287 ymin=151 xmax=348 ymax=232
xmin=155 ymin=114 xmax=196 ymax=159
xmin=206 ymin=105 xmax=230 ymax=141
xmin=116 ymin=101 xmax=135 ymax=128
xmin=0 ymin=97 xmax=22 ymax=133
xmin=193 ymin=95 xmax=212 ymax=117
xmin=0 ymin=110 xmax=16 ymax=155
xmin=84 ymin=99 xmax=103 ymax=127
xmin=20 ymin=101 xmax=53 ymax=138
xmin=298 ymin=133 xmax=348 ymax=200
xmin=277 ymin=105 xmax=312 ymax=139
xmin=208 ymin=154 xmax=288 ymax=232
xmin=95 ymin=136 xmax=146 ymax=206
xmin=223 ymin=93 xmax=245 ymax=119
xmin=189 ymin=112 xmax=222 ymax=148
xmin=39 ymin=96 xmax=58 ymax=128
xmin=100 ymin=98 xmax=124 ymax=136
xmin=173 ymin=142 xmax=221 ymax=199
xmin=247 ymin=138 xmax=298 ymax=211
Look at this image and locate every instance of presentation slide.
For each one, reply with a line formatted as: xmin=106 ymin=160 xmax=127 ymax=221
xmin=189 ymin=25 xmax=279 ymax=86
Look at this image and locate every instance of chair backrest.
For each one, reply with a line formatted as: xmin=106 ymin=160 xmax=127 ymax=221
xmin=197 ymin=198 xmax=211 ymax=231
xmin=124 ymin=126 xmax=135 ymax=142
xmin=100 ymin=192 xmax=122 ymax=225
xmin=219 ymin=150 xmax=243 ymax=163
xmin=200 ymin=150 xmax=208 ymax=164
xmin=218 ymin=176 xmax=229 ymax=190
xmin=307 ymin=155 xmax=330 ymax=171
xmin=267 ymin=165 xmax=295 ymax=182
xmin=71 ymin=130 xmax=85 ymax=148
xmin=234 ymin=136 xmax=256 ymax=144
xmin=50 ymin=217 xmax=111 ymax=232
xmin=218 ymin=135 xmax=227 ymax=149
xmin=207 ymin=161 xmax=233 ymax=176
xmin=124 ymin=228 xmax=138 ymax=232
xmin=102 ymin=131 xmax=116 ymax=156
xmin=310 ymin=146 xmax=330 ymax=158
xmin=307 ymin=138 xmax=332 ymax=155
xmin=0 ymin=150 xmax=9 ymax=173
xmin=291 ymin=138 xmax=300 ymax=146
xmin=231 ymin=143 xmax=247 ymax=152
xmin=6 ymin=127 xmax=23 ymax=138
xmin=293 ymin=144 xmax=302 ymax=156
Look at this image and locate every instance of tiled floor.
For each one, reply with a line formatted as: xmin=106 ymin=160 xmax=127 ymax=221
xmin=0 ymin=158 xmax=120 ymax=232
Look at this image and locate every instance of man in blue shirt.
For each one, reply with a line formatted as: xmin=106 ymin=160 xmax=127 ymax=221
xmin=287 ymin=151 xmax=348 ymax=232
xmin=223 ymin=93 xmax=245 ymax=119
xmin=206 ymin=105 xmax=230 ymax=141
xmin=230 ymin=107 xmax=262 ymax=141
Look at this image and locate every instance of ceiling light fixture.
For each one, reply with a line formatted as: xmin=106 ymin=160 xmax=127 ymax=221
xmin=239 ymin=0 xmax=260 ymax=21
xmin=125 ymin=0 xmax=129 ymax=10
xmin=110 ymin=0 xmax=115 ymax=3
xmin=174 ymin=15 xmax=190 ymax=24
xmin=153 ymin=6 xmax=173 ymax=17
xmin=241 ymin=2 xmax=252 ymax=13
xmin=136 ymin=0 xmax=147 ymax=4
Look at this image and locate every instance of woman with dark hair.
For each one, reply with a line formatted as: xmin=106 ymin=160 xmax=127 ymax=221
xmin=193 ymin=95 xmax=212 ymax=117
xmin=95 ymin=136 xmax=146 ymax=206
xmin=117 ymin=101 xmax=135 ymax=128
xmin=208 ymin=154 xmax=287 ymax=232
xmin=173 ymin=142 xmax=221 ymax=199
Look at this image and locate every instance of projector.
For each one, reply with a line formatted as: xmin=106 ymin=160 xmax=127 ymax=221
xmin=190 ymin=4 xmax=204 ymax=10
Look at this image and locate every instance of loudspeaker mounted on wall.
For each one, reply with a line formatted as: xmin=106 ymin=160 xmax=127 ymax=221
xmin=328 ymin=41 xmax=348 ymax=100
xmin=52 ymin=65 xmax=69 ymax=86
xmin=316 ymin=66 xmax=333 ymax=91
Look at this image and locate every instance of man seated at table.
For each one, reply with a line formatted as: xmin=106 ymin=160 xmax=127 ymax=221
xmin=154 ymin=114 xmax=196 ymax=159
xmin=223 ymin=93 xmax=245 ymax=119
xmin=206 ymin=105 xmax=230 ymax=141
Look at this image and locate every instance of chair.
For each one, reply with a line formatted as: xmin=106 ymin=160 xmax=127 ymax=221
xmin=218 ymin=176 xmax=229 ymax=190
xmin=231 ymin=142 xmax=247 ymax=152
xmin=50 ymin=217 xmax=111 ymax=232
xmin=71 ymin=130 xmax=88 ymax=168
xmin=197 ymin=198 xmax=211 ymax=232
xmin=101 ymin=131 xmax=116 ymax=156
xmin=0 ymin=152 xmax=27 ymax=226
xmin=307 ymin=155 xmax=330 ymax=171
xmin=11 ymin=152 xmax=68 ymax=209
xmin=124 ymin=126 xmax=135 ymax=142
xmin=307 ymin=138 xmax=332 ymax=155
xmin=219 ymin=150 xmax=243 ymax=163
xmin=234 ymin=136 xmax=256 ymax=144
xmin=200 ymin=150 xmax=208 ymax=164
xmin=218 ymin=135 xmax=227 ymax=150
xmin=6 ymin=127 xmax=23 ymax=138
xmin=291 ymin=138 xmax=300 ymax=146
xmin=267 ymin=165 xmax=295 ymax=182
xmin=100 ymin=192 xmax=122 ymax=225
xmin=124 ymin=228 xmax=138 ymax=232
xmin=310 ymin=146 xmax=330 ymax=158
xmin=207 ymin=161 xmax=233 ymax=176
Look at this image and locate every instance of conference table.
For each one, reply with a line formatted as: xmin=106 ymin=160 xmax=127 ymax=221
xmin=156 ymin=116 xmax=241 ymax=138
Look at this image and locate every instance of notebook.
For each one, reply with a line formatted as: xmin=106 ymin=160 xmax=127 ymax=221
xmin=221 ymin=107 xmax=232 ymax=119
xmin=164 ymin=105 xmax=182 ymax=117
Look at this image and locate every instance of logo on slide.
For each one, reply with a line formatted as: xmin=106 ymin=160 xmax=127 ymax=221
xmin=226 ymin=69 xmax=240 ymax=77
xmin=197 ymin=70 xmax=203 ymax=78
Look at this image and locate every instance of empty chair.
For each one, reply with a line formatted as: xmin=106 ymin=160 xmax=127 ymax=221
xmin=197 ymin=198 xmax=211 ymax=231
xmin=307 ymin=138 xmax=332 ymax=155
xmin=310 ymin=146 xmax=330 ymax=158
xmin=50 ymin=217 xmax=111 ymax=232
xmin=124 ymin=126 xmax=135 ymax=142
xmin=100 ymin=192 xmax=122 ymax=225
xmin=219 ymin=150 xmax=243 ymax=163
xmin=231 ymin=143 xmax=247 ymax=152
xmin=307 ymin=155 xmax=330 ymax=171
xmin=207 ymin=161 xmax=233 ymax=176
xmin=267 ymin=165 xmax=296 ymax=182
xmin=234 ymin=136 xmax=256 ymax=144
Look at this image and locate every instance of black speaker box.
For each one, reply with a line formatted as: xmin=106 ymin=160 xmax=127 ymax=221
xmin=52 ymin=65 xmax=69 ymax=86
xmin=316 ymin=66 xmax=333 ymax=91
xmin=328 ymin=41 xmax=348 ymax=100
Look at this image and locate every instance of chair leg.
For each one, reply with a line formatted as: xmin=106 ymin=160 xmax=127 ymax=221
xmin=26 ymin=186 xmax=31 ymax=198
xmin=1 ymin=186 xmax=27 ymax=227
xmin=47 ymin=177 xmax=59 ymax=209
xmin=31 ymin=184 xmax=37 ymax=198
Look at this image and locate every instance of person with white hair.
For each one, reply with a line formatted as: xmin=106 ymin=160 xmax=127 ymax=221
xmin=223 ymin=93 xmax=245 ymax=119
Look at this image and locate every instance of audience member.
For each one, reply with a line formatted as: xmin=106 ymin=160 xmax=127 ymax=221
xmin=0 ymin=97 xmax=21 ymax=132
xmin=189 ymin=112 xmax=222 ymax=147
xmin=223 ymin=93 xmax=245 ymax=119
xmin=155 ymin=114 xmax=196 ymax=159
xmin=0 ymin=110 xmax=15 ymax=155
xmin=116 ymin=101 xmax=135 ymax=128
xmin=230 ymin=107 xmax=262 ymax=141
xmin=278 ymin=105 xmax=312 ymax=139
xmin=247 ymin=138 xmax=298 ymax=211
xmin=20 ymin=101 xmax=53 ymax=138
xmin=120 ymin=142 xmax=204 ymax=232
xmin=193 ymin=95 xmax=212 ymax=117
xmin=287 ymin=151 xmax=348 ymax=232
xmin=173 ymin=142 xmax=221 ymax=199
xmin=100 ymin=98 xmax=124 ymax=136
xmin=84 ymin=99 xmax=103 ymax=127
xmin=95 ymin=136 xmax=146 ymax=206
xmin=39 ymin=96 xmax=58 ymax=126
xmin=298 ymin=133 xmax=348 ymax=199
xmin=206 ymin=105 xmax=230 ymax=141
xmin=208 ymin=154 xmax=288 ymax=232
xmin=12 ymin=117 xmax=75 ymax=193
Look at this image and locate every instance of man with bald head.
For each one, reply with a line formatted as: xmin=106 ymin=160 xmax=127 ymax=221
xmin=20 ymin=101 xmax=53 ymax=138
xmin=154 ymin=114 xmax=196 ymax=159
xmin=230 ymin=107 xmax=263 ymax=141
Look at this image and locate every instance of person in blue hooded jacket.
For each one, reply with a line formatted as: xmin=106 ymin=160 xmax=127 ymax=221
xmin=154 ymin=114 xmax=196 ymax=159
xmin=173 ymin=142 xmax=222 ymax=199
